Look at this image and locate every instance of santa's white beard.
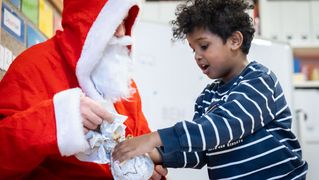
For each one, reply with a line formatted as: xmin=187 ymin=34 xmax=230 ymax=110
xmin=91 ymin=36 xmax=135 ymax=102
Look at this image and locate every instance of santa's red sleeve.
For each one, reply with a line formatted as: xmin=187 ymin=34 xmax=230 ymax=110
xmin=0 ymin=67 xmax=55 ymax=178
xmin=0 ymin=61 xmax=88 ymax=178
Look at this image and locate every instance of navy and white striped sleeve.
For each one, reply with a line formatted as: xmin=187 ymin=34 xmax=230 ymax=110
xmin=158 ymin=73 xmax=277 ymax=153
xmin=157 ymin=147 xmax=207 ymax=169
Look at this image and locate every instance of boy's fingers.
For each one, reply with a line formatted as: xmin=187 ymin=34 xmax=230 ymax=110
xmin=155 ymin=165 xmax=168 ymax=177
xmin=113 ymin=144 xmax=134 ymax=162
xmin=150 ymin=170 xmax=161 ymax=180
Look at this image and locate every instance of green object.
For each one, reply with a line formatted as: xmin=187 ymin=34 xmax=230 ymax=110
xmin=21 ymin=0 xmax=39 ymax=25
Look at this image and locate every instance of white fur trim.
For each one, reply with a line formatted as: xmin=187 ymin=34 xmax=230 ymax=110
xmin=76 ymin=0 xmax=140 ymax=101
xmin=53 ymin=88 xmax=89 ymax=156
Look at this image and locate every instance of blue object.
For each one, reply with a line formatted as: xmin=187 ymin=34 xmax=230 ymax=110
xmin=10 ymin=0 xmax=21 ymax=9
xmin=27 ymin=24 xmax=46 ymax=48
xmin=1 ymin=2 xmax=25 ymax=44
xmin=293 ymin=58 xmax=301 ymax=73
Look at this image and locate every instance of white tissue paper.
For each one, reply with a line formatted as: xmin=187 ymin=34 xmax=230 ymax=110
xmin=76 ymin=102 xmax=154 ymax=180
xmin=111 ymin=154 xmax=154 ymax=180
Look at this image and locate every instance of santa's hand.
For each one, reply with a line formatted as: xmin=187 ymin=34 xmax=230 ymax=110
xmin=80 ymin=95 xmax=114 ymax=133
xmin=112 ymin=132 xmax=162 ymax=162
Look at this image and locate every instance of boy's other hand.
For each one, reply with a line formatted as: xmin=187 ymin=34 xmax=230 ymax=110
xmin=150 ymin=165 xmax=168 ymax=180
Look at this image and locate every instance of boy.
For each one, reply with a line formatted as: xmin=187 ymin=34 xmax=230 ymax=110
xmin=0 ymin=0 xmax=166 ymax=179
xmin=113 ymin=0 xmax=308 ymax=179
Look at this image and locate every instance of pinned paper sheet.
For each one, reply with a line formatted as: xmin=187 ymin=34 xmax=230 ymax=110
xmin=0 ymin=45 xmax=4 ymax=71
xmin=4 ymin=47 xmax=13 ymax=71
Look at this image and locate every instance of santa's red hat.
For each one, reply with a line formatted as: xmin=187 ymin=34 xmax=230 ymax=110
xmin=56 ymin=0 xmax=140 ymax=100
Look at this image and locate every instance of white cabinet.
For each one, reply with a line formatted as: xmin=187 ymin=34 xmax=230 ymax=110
xmin=259 ymin=0 xmax=283 ymax=41
xmin=259 ymin=0 xmax=318 ymax=47
xmin=281 ymin=1 xmax=311 ymax=46
xmin=310 ymin=0 xmax=319 ymax=44
xmin=294 ymin=89 xmax=319 ymax=180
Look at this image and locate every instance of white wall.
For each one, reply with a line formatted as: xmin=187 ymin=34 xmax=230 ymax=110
xmin=140 ymin=1 xmax=179 ymax=24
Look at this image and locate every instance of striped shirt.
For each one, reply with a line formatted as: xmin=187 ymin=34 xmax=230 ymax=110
xmin=157 ymin=61 xmax=308 ymax=180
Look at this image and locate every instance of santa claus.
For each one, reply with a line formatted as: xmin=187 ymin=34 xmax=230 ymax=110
xmin=0 ymin=0 xmax=166 ymax=179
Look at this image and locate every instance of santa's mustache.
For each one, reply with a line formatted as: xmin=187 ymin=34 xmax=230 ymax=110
xmin=109 ymin=36 xmax=132 ymax=46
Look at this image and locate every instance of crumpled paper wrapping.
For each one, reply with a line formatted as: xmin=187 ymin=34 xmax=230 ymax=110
xmin=76 ymin=109 xmax=154 ymax=180
xmin=75 ymin=113 xmax=126 ymax=164
xmin=111 ymin=154 xmax=154 ymax=180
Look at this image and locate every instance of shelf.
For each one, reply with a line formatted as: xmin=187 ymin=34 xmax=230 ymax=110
xmin=294 ymin=81 xmax=319 ymax=89
xmin=293 ymin=47 xmax=319 ymax=59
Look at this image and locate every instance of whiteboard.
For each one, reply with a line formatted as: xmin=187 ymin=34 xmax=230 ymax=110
xmin=248 ymin=39 xmax=294 ymax=109
xmin=133 ymin=21 xmax=295 ymax=180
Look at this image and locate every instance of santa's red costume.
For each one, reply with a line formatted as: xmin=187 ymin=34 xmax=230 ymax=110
xmin=0 ymin=0 xmax=151 ymax=179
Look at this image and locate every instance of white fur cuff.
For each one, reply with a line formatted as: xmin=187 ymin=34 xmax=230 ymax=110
xmin=53 ymin=88 xmax=89 ymax=156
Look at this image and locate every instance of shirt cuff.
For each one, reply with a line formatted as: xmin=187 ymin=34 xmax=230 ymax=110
xmin=158 ymin=127 xmax=181 ymax=153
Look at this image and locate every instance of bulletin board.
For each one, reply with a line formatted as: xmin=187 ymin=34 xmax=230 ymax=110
xmin=0 ymin=1 xmax=26 ymax=79
xmin=0 ymin=0 xmax=60 ymax=80
xmin=1 ymin=2 xmax=25 ymax=54
xmin=0 ymin=0 xmax=3 ymax=79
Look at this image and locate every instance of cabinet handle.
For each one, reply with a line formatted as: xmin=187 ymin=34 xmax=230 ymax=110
xmin=295 ymin=109 xmax=308 ymax=121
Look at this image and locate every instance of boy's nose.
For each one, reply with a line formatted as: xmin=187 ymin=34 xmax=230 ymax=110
xmin=114 ymin=22 xmax=126 ymax=38
xmin=194 ymin=52 xmax=202 ymax=62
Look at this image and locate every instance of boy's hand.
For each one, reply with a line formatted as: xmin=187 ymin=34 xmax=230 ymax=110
xmin=150 ymin=165 xmax=168 ymax=180
xmin=112 ymin=132 xmax=162 ymax=162
xmin=80 ymin=95 xmax=114 ymax=133
xmin=149 ymin=148 xmax=167 ymax=179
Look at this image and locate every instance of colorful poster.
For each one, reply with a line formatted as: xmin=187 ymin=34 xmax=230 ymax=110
xmin=10 ymin=0 xmax=21 ymax=9
xmin=1 ymin=2 xmax=25 ymax=43
xmin=21 ymin=0 xmax=38 ymax=25
xmin=27 ymin=24 xmax=46 ymax=48
xmin=38 ymin=0 xmax=53 ymax=37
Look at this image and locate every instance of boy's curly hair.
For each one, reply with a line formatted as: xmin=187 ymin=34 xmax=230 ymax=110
xmin=171 ymin=0 xmax=255 ymax=54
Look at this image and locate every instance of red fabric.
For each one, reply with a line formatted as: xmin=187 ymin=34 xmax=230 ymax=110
xmin=0 ymin=0 xmax=150 ymax=179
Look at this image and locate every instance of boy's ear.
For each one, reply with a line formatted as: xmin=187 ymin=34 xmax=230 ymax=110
xmin=228 ymin=31 xmax=243 ymax=50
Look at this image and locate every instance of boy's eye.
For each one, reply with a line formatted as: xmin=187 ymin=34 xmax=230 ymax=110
xmin=200 ymin=44 xmax=208 ymax=50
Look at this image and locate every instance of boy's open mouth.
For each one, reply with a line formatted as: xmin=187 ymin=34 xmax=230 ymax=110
xmin=200 ymin=64 xmax=209 ymax=71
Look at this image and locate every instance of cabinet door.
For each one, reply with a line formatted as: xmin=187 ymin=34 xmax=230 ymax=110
xmin=294 ymin=89 xmax=319 ymax=180
xmin=281 ymin=1 xmax=311 ymax=46
xmin=294 ymin=89 xmax=319 ymax=141
xmin=259 ymin=0 xmax=283 ymax=41
xmin=310 ymin=0 xmax=319 ymax=44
